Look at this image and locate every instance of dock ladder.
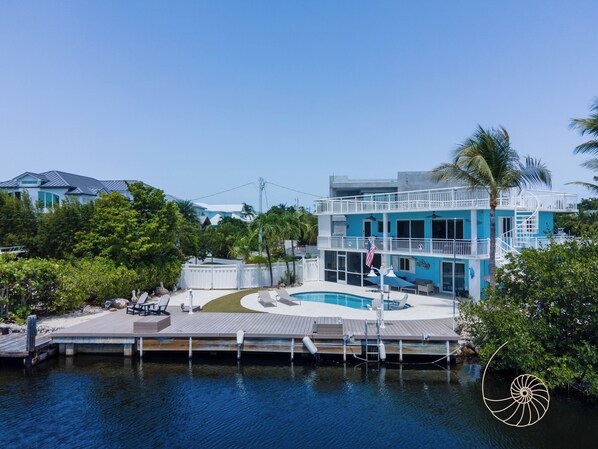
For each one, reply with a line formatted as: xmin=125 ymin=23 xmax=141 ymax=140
xmin=363 ymin=320 xmax=381 ymax=363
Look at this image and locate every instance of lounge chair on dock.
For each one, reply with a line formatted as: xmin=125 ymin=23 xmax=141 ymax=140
xmin=126 ymin=292 xmax=149 ymax=315
xmin=276 ymin=289 xmax=301 ymax=306
xmin=258 ymin=290 xmax=277 ymax=307
xmin=149 ymin=295 xmax=171 ymax=315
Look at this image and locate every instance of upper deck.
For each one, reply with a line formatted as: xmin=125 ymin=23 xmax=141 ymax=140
xmin=315 ymin=187 xmax=577 ymax=215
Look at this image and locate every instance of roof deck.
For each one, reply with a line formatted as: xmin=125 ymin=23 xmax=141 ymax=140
xmin=315 ymin=187 xmax=577 ymax=215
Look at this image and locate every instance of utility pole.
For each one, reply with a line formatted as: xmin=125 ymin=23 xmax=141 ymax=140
xmin=258 ymin=177 xmax=266 ymax=254
xmin=258 ymin=177 xmax=265 ymax=215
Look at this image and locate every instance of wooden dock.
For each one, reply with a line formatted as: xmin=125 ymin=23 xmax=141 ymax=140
xmin=0 ymin=333 xmax=55 ymax=366
xmin=52 ymin=307 xmax=460 ymax=363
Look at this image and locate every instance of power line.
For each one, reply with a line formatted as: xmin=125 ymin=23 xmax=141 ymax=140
xmin=265 ymin=181 xmax=322 ymax=198
xmin=192 ymin=182 xmax=256 ymax=201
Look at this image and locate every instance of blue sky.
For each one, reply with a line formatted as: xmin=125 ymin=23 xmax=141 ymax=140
xmin=1 ymin=1 xmax=597 ymax=209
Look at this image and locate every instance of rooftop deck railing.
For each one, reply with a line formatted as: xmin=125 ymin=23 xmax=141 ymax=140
xmin=315 ymin=187 xmax=577 ymax=215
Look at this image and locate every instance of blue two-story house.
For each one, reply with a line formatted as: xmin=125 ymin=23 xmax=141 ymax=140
xmin=315 ymin=173 xmax=577 ymax=301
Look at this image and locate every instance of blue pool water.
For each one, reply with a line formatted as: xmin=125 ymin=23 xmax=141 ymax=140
xmin=291 ymin=291 xmax=373 ymax=309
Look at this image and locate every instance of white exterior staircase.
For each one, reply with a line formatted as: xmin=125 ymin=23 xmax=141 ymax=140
xmin=495 ymin=192 xmax=540 ymax=267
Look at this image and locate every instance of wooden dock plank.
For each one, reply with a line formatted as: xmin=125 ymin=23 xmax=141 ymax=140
xmin=0 ymin=333 xmax=53 ymax=357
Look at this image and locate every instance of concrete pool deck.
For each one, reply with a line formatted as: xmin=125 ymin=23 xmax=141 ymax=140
xmin=239 ymin=281 xmax=458 ymax=321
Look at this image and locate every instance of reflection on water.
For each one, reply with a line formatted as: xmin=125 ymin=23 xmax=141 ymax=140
xmin=0 ymin=356 xmax=596 ymax=449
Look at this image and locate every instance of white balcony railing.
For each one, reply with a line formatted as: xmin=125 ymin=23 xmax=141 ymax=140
xmin=315 ymin=187 xmax=577 ymax=215
xmin=317 ymin=236 xmax=490 ymax=258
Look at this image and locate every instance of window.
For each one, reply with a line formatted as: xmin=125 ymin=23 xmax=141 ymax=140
xmin=395 ymin=256 xmax=415 ymax=273
xmin=37 ymin=191 xmax=60 ymax=208
xmin=396 ymin=220 xmax=424 ymax=238
xmin=432 ymin=219 xmax=463 ymax=239
xmin=333 ymin=222 xmax=346 ymax=235
xmin=324 ymin=251 xmax=337 ymax=270
xmin=377 ymin=221 xmax=391 ymax=233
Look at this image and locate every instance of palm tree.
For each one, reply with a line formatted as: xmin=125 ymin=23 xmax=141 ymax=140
xmin=569 ymin=100 xmax=598 ymax=194
xmin=229 ymin=230 xmax=257 ymax=263
xmin=175 ymin=199 xmax=199 ymax=223
xmin=432 ymin=126 xmax=551 ymax=288
xmin=251 ymin=213 xmax=276 ymax=286
xmin=241 ymin=203 xmax=256 ymax=221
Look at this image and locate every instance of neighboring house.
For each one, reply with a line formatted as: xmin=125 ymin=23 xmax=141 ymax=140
xmin=194 ymin=202 xmax=252 ymax=225
xmin=0 ymin=170 xmax=146 ymax=210
xmin=316 ymin=172 xmax=577 ymax=301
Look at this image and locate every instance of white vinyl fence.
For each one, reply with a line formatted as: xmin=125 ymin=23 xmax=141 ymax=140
xmin=179 ymin=258 xmax=320 ymax=290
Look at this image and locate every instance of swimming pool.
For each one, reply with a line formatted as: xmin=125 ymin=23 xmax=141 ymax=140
xmin=290 ymin=292 xmax=373 ymax=309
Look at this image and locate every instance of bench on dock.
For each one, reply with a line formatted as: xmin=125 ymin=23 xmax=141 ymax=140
xmin=312 ymin=322 xmax=344 ymax=339
xmin=134 ymin=315 xmax=171 ymax=333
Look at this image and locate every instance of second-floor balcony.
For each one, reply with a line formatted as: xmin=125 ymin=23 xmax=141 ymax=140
xmin=318 ymin=236 xmax=490 ymax=258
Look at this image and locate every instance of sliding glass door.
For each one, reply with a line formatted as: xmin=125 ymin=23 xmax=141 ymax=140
xmin=441 ymin=261 xmax=465 ymax=294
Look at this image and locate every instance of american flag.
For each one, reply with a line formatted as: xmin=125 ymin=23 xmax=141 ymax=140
xmin=365 ymin=238 xmax=376 ymax=268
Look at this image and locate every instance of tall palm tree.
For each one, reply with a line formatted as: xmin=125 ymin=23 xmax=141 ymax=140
xmin=251 ymin=213 xmax=277 ymax=286
xmin=569 ymin=100 xmax=598 ymax=194
xmin=432 ymin=126 xmax=551 ymax=288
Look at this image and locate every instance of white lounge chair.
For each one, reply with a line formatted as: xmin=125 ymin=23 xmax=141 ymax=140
xmin=390 ymin=293 xmax=409 ymax=310
xmin=258 ymin=290 xmax=277 ymax=307
xmin=276 ymin=289 xmax=301 ymax=306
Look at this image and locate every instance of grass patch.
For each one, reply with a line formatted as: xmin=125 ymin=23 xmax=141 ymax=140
xmin=200 ymin=289 xmax=261 ymax=313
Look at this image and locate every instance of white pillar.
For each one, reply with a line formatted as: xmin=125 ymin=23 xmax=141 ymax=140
xmin=382 ymin=212 xmax=390 ymax=267
xmin=470 ymin=210 xmax=478 ymax=257
xmin=469 ymin=259 xmax=481 ymax=302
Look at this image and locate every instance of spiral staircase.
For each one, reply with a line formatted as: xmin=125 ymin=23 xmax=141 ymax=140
xmin=495 ymin=192 xmax=540 ymax=267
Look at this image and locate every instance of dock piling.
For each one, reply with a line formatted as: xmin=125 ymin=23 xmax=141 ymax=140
xmin=290 ymin=337 xmax=295 ymax=361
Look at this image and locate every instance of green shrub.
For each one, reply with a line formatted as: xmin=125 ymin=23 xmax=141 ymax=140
xmin=461 ymin=237 xmax=598 ymax=398
xmin=58 ymin=258 xmax=138 ymax=308
xmin=134 ymin=260 xmax=182 ymax=292
xmin=0 ymin=256 xmax=62 ymax=318
xmin=246 ymin=255 xmax=268 ymax=264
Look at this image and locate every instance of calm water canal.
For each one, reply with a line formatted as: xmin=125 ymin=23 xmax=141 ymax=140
xmin=1 ymin=356 xmax=596 ymax=449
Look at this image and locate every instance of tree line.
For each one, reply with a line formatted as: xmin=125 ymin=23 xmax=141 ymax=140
xmin=0 ymin=183 xmax=194 ymax=320
xmin=0 ymin=183 xmax=318 ymax=320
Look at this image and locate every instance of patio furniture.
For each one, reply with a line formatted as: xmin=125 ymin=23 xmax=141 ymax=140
xmin=415 ymin=279 xmax=434 ymax=295
xmin=149 ymin=295 xmax=171 ymax=315
xmin=126 ymin=292 xmax=149 ymax=315
xmin=258 ymin=290 xmax=277 ymax=307
xmin=276 ymin=289 xmax=301 ymax=306
xmin=390 ymin=293 xmax=409 ymax=310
